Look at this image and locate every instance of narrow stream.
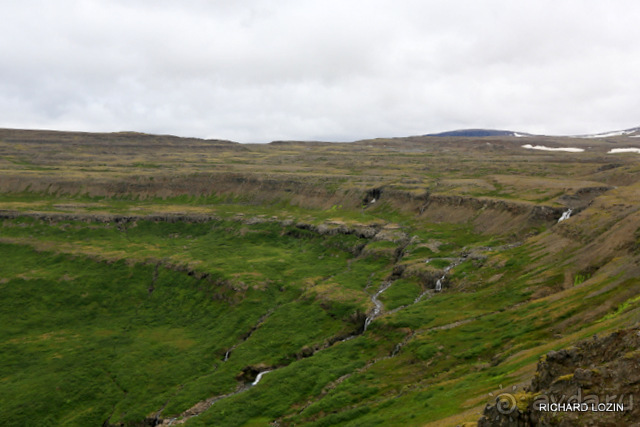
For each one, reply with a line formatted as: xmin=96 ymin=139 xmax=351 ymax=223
xmin=159 ymin=274 xmax=398 ymax=425
xmin=363 ymin=281 xmax=392 ymax=331
xmin=166 ymin=251 xmax=477 ymax=424
xmin=221 ymin=308 xmax=274 ymax=363
xmin=158 ymin=368 xmax=271 ymax=426
xmin=155 ymin=241 xmax=418 ymax=425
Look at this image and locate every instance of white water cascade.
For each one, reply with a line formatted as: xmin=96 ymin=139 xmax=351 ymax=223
xmin=435 ymin=263 xmax=456 ymax=292
xmin=558 ymin=209 xmax=572 ymax=223
xmin=414 ymin=258 xmax=464 ymax=303
xmin=252 ymin=370 xmax=271 ymax=386
xmin=435 ymin=276 xmax=443 ymax=292
xmin=363 ymin=281 xmax=392 ymax=331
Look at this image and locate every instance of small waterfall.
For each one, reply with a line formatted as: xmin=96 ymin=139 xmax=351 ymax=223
xmin=224 ymin=350 xmax=230 ymax=362
xmin=558 ymin=209 xmax=572 ymax=222
xmin=414 ymin=267 xmax=448 ymax=301
xmin=252 ymin=370 xmax=270 ymax=386
xmin=363 ymin=317 xmax=373 ymax=331
xmin=417 ymin=259 xmax=463 ymax=300
xmin=435 ymin=263 xmax=455 ymax=292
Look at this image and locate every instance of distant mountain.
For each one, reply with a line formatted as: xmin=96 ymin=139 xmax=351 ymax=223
xmin=426 ymin=127 xmax=640 ymax=139
xmin=425 ymin=129 xmax=527 ymax=137
xmin=574 ymin=126 xmax=640 ymax=139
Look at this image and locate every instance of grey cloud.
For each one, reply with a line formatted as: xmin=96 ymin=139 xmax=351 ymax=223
xmin=1 ymin=0 xmax=640 ymax=142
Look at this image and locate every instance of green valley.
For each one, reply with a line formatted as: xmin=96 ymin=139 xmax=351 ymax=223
xmin=1 ymin=128 xmax=639 ymax=426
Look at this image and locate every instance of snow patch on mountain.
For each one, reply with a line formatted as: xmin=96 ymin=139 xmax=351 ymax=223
xmin=576 ymin=127 xmax=640 ymax=139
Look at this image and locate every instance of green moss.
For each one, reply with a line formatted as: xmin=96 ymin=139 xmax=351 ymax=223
xmin=553 ymin=374 xmax=574 ymax=383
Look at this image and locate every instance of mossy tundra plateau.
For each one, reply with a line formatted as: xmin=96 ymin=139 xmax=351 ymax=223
xmin=1 ymin=128 xmax=639 ymax=426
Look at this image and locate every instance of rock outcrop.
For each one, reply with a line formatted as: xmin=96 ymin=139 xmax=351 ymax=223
xmin=479 ymin=327 xmax=640 ymax=426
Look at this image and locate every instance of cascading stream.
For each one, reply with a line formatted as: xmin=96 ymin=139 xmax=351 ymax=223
xmin=363 ymin=281 xmax=392 ymax=331
xmin=558 ymin=209 xmax=572 ymax=222
xmin=157 ymin=239 xmax=407 ymax=425
xmin=158 ymin=368 xmax=272 ymax=426
xmin=251 ymin=371 xmax=270 ymax=386
xmin=156 ymin=275 xmax=396 ymax=425
xmin=414 ymin=257 xmax=465 ymax=302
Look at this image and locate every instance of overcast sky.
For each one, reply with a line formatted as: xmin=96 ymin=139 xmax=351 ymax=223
xmin=1 ymin=1 xmax=639 ymax=143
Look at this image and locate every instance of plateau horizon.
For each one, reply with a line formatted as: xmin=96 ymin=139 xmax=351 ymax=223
xmin=2 ymin=125 xmax=640 ymax=144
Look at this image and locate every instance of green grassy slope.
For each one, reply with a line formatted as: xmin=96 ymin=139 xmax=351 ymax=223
xmin=1 ymin=129 xmax=639 ymax=426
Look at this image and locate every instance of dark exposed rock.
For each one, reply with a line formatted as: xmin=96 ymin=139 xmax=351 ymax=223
xmin=478 ymin=403 xmax=532 ymax=427
xmin=236 ymin=364 xmax=271 ymax=383
xmin=363 ymin=187 xmax=382 ymax=204
xmin=0 ymin=210 xmax=218 ymax=224
xmin=293 ymin=221 xmax=381 ymax=240
xmin=558 ymin=186 xmax=613 ymax=209
xmin=596 ymin=163 xmax=622 ymax=172
xmin=416 ymin=194 xmax=566 ymax=221
xmin=478 ymin=327 xmax=640 ymax=426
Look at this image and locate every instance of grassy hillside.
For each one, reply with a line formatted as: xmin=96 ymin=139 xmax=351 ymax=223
xmin=1 ymin=129 xmax=639 ymax=425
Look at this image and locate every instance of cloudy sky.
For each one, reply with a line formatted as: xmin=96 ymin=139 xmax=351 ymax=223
xmin=1 ymin=0 xmax=639 ymax=142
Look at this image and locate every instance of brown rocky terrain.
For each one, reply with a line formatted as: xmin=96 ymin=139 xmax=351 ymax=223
xmin=479 ymin=327 xmax=640 ymax=426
